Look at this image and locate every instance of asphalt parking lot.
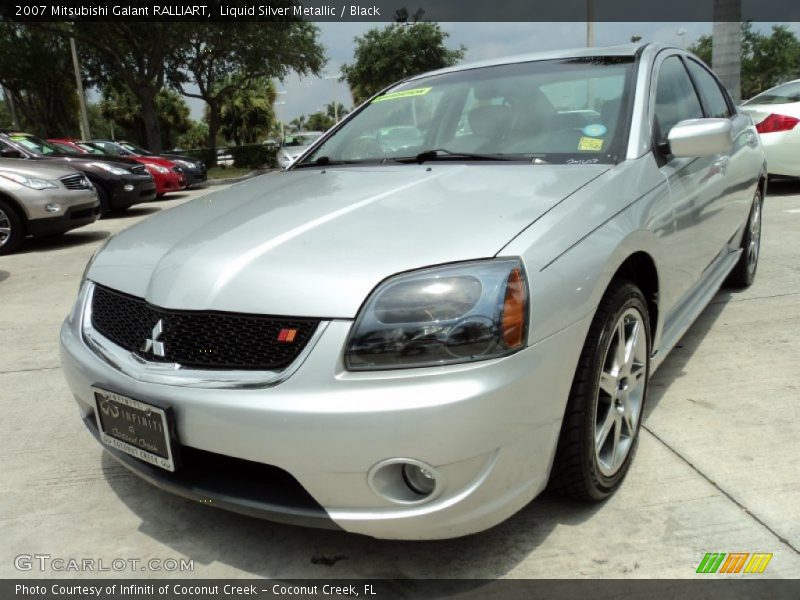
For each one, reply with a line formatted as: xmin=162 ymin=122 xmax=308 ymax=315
xmin=1 ymin=179 xmax=799 ymax=579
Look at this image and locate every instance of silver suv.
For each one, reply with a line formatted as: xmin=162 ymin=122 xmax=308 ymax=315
xmin=0 ymin=158 xmax=100 ymax=254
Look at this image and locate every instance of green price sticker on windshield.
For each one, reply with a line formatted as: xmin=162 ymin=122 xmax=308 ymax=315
xmin=373 ymin=87 xmax=432 ymax=103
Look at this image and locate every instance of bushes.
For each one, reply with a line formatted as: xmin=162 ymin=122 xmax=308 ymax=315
xmin=229 ymin=144 xmax=277 ymax=169
xmin=178 ymin=144 xmax=277 ymax=169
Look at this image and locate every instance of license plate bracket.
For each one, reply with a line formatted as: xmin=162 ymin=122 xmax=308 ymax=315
xmin=92 ymin=387 xmax=179 ymax=472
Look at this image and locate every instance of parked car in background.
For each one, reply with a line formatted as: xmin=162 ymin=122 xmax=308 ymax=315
xmin=0 ymin=131 xmax=155 ymax=215
xmin=61 ymin=44 xmax=766 ymax=540
xmin=0 ymin=159 xmax=99 ymax=254
xmin=81 ymin=140 xmax=185 ymax=198
xmin=276 ymin=131 xmax=323 ymax=168
xmin=216 ymin=148 xmax=234 ymax=167
xmin=741 ymin=79 xmax=800 ymax=178
xmin=114 ymin=140 xmax=207 ymax=187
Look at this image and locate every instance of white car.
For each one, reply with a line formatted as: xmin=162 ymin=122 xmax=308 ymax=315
xmin=276 ymin=131 xmax=323 ymax=169
xmin=741 ymin=80 xmax=800 ymax=177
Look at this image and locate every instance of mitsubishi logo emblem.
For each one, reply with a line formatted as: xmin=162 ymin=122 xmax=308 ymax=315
xmin=141 ymin=319 xmax=166 ymax=357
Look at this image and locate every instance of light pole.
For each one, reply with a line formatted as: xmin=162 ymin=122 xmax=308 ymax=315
xmin=322 ymin=72 xmax=343 ymax=123
xmin=586 ymin=0 xmax=595 ymax=47
xmin=676 ymin=28 xmax=688 ymax=49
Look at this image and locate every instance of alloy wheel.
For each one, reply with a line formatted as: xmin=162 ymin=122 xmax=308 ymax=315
xmin=0 ymin=207 xmax=11 ymax=249
xmin=594 ymin=307 xmax=648 ymax=477
xmin=747 ymin=194 xmax=762 ymax=275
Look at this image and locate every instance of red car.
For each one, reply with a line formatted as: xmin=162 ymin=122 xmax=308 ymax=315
xmin=48 ymin=138 xmax=186 ymax=197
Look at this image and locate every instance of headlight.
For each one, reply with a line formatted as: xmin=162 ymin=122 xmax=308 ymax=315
xmin=345 ymin=259 xmax=529 ymax=371
xmin=89 ymin=162 xmax=128 ymax=176
xmin=146 ymin=164 xmax=169 ymax=174
xmin=0 ymin=170 xmax=57 ymax=190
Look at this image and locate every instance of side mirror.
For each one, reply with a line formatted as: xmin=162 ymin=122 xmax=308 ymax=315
xmin=667 ymin=118 xmax=733 ymax=157
xmin=0 ymin=148 xmax=23 ymax=159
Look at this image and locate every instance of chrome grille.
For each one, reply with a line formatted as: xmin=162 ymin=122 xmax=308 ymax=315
xmin=60 ymin=173 xmax=91 ymax=190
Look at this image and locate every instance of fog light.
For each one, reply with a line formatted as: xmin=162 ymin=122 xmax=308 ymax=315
xmin=44 ymin=204 xmax=61 ymax=213
xmin=123 ymin=184 xmax=134 ymax=192
xmin=402 ymin=463 xmax=436 ymax=496
xmin=368 ymin=458 xmax=441 ymax=504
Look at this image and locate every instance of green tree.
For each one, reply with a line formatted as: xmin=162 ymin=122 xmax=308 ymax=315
xmin=0 ymin=23 xmax=79 ymax=136
xmin=68 ymin=23 xmax=185 ymax=151
xmin=305 ymin=112 xmax=334 ymax=131
xmin=690 ymin=23 xmax=800 ymax=100
xmin=324 ymin=101 xmax=349 ymax=123
xmin=219 ymin=78 xmax=277 ymax=146
xmin=289 ymin=116 xmax=308 ymax=131
xmin=340 ymin=23 xmax=465 ymax=104
xmin=178 ymin=121 xmax=209 ymax=150
xmin=100 ymin=87 xmax=192 ymax=149
xmin=170 ymin=19 xmax=325 ymax=153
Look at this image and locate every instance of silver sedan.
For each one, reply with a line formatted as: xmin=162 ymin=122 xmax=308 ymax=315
xmin=60 ymin=43 xmax=766 ymax=540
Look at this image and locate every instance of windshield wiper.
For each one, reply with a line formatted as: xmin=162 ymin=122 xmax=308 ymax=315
xmin=394 ymin=148 xmax=520 ymax=164
xmin=292 ymin=156 xmax=381 ymax=169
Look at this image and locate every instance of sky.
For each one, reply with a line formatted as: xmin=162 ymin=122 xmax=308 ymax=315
xmin=182 ymin=21 xmax=798 ymax=122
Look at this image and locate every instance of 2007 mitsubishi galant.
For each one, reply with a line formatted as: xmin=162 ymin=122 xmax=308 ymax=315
xmin=60 ymin=43 xmax=766 ymax=539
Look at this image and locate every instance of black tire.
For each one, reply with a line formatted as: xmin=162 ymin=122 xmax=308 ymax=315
xmin=0 ymin=198 xmax=25 ymax=255
xmin=92 ymin=179 xmax=112 ymax=217
xmin=726 ymin=187 xmax=763 ymax=288
xmin=549 ymin=279 xmax=651 ymax=501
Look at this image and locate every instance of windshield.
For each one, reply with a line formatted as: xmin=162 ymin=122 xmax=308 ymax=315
xmin=50 ymin=142 xmax=82 ymax=155
xmin=7 ymin=134 xmax=62 ymax=155
xmin=120 ymin=142 xmax=151 ymax=155
xmin=77 ymin=143 xmax=106 ymax=155
xmin=743 ymin=81 xmax=800 ymax=105
xmin=283 ymin=133 xmax=322 ymax=147
xmin=301 ymin=57 xmax=634 ymax=167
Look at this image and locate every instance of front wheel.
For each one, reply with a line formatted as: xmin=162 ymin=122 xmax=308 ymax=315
xmin=0 ymin=199 xmax=25 ymax=255
xmin=726 ymin=187 xmax=763 ymax=288
xmin=549 ymin=280 xmax=651 ymax=501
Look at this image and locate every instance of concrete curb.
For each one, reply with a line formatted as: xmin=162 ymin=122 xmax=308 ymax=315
xmin=199 ymin=167 xmax=279 ymax=187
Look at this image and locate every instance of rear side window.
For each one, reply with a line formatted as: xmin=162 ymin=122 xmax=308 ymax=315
xmin=686 ymin=60 xmax=732 ymax=118
xmin=653 ymin=56 xmax=703 ymax=144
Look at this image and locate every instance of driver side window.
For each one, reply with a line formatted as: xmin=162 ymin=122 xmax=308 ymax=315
xmin=653 ymin=56 xmax=703 ymax=147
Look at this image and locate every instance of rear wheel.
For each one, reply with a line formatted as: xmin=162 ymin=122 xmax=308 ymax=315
xmin=0 ymin=199 xmax=25 ymax=255
xmin=726 ymin=187 xmax=763 ymax=288
xmin=549 ymin=280 xmax=650 ymax=501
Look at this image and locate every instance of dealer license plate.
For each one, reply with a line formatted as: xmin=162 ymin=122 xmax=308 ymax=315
xmin=92 ymin=388 xmax=177 ymax=472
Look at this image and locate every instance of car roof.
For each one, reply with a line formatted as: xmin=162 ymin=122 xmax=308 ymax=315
xmin=405 ymin=42 xmax=671 ymax=81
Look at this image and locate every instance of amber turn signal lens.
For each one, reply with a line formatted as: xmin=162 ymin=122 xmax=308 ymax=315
xmin=501 ymin=267 xmax=527 ymax=348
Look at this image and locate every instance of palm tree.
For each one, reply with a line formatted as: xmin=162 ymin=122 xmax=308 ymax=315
xmin=289 ymin=116 xmax=307 ymax=131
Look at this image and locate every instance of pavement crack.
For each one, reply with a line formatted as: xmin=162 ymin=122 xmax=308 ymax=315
xmin=642 ymin=426 xmax=800 ymax=555
xmin=0 ymin=366 xmax=61 ymax=375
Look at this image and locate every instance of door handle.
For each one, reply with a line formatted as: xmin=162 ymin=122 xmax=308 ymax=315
xmin=713 ymin=156 xmax=730 ymax=173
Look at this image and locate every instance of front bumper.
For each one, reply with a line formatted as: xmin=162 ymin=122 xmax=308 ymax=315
xmin=28 ymin=200 xmax=101 ymax=236
xmin=59 ymin=283 xmax=589 ymax=539
xmin=107 ymin=174 xmax=157 ymax=209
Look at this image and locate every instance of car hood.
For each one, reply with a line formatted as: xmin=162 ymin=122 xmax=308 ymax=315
xmin=36 ymin=154 xmax=141 ymax=168
xmin=89 ymin=163 xmax=608 ymax=318
xmin=137 ymin=156 xmax=176 ymax=168
xmin=0 ymin=158 xmax=80 ymax=180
